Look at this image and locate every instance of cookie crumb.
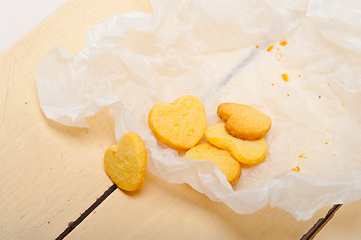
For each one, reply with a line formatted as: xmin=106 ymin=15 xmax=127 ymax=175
xmin=291 ymin=166 xmax=300 ymax=172
xmin=282 ymin=73 xmax=289 ymax=81
xmin=280 ymin=41 xmax=288 ymax=46
xmin=256 ymin=45 xmax=259 ymax=48
xmin=267 ymin=45 xmax=274 ymax=52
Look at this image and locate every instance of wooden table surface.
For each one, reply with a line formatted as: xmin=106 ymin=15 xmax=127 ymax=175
xmin=1 ymin=0 xmax=361 ymax=239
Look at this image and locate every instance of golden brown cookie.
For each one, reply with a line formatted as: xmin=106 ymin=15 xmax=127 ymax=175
xmin=148 ymin=95 xmax=207 ymax=151
xmin=217 ymin=103 xmax=271 ymax=141
xmin=205 ymin=123 xmax=267 ymax=165
xmin=104 ymin=132 xmax=147 ymax=191
xmin=185 ymin=143 xmax=241 ymax=186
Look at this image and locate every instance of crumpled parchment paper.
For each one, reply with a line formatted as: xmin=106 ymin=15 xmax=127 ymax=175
xmin=36 ymin=0 xmax=361 ymax=220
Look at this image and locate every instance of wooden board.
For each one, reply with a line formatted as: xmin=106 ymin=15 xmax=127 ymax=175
xmin=66 ymin=174 xmax=339 ymax=240
xmin=1 ymin=0 xmax=360 ymax=239
xmin=314 ymin=199 xmax=361 ymax=240
xmin=0 ymin=1 xmax=152 ymax=239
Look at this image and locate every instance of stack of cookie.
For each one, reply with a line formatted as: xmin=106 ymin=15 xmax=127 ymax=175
xmin=149 ymin=95 xmax=271 ymax=186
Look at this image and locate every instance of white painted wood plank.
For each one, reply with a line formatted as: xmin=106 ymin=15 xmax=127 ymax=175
xmin=315 ymin=199 xmax=361 ymax=240
xmin=0 ymin=0 xmax=152 ymax=239
xmin=67 ymin=172 xmax=332 ymax=240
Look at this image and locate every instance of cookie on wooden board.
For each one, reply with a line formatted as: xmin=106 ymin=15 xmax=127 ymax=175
xmin=185 ymin=143 xmax=242 ymax=186
xmin=104 ymin=132 xmax=147 ymax=191
xmin=217 ymin=103 xmax=271 ymax=141
xmin=148 ymin=95 xmax=207 ymax=151
xmin=205 ymin=123 xmax=267 ymax=165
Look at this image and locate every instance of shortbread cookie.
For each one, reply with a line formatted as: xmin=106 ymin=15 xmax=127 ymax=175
xmin=205 ymin=123 xmax=267 ymax=165
xmin=185 ymin=143 xmax=241 ymax=186
xmin=104 ymin=132 xmax=147 ymax=191
xmin=217 ymin=103 xmax=271 ymax=141
xmin=148 ymin=95 xmax=207 ymax=151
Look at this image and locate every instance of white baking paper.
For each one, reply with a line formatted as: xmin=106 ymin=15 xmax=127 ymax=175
xmin=36 ymin=0 xmax=361 ymax=220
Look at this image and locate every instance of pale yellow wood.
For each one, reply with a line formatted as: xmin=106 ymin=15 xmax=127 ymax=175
xmin=0 ymin=0 xmax=151 ymax=239
xmin=0 ymin=0 xmax=357 ymax=239
xmin=315 ymin=199 xmax=361 ymax=240
xmin=67 ymin=172 xmax=331 ymax=240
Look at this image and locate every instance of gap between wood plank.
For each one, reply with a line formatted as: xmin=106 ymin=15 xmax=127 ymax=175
xmin=56 ymin=183 xmax=118 ymax=240
xmin=56 ymin=183 xmax=341 ymax=240
xmin=300 ymin=204 xmax=343 ymax=240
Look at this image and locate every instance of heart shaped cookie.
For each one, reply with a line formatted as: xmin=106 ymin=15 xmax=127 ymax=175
xmin=205 ymin=123 xmax=267 ymax=165
xmin=185 ymin=143 xmax=241 ymax=186
xmin=217 ymin=103 xmax=271 ymax=141
xmin=104 ymin=132 xmax=147 ymax=191
xmin=148 ymin=95 xmax=207 ymax=151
